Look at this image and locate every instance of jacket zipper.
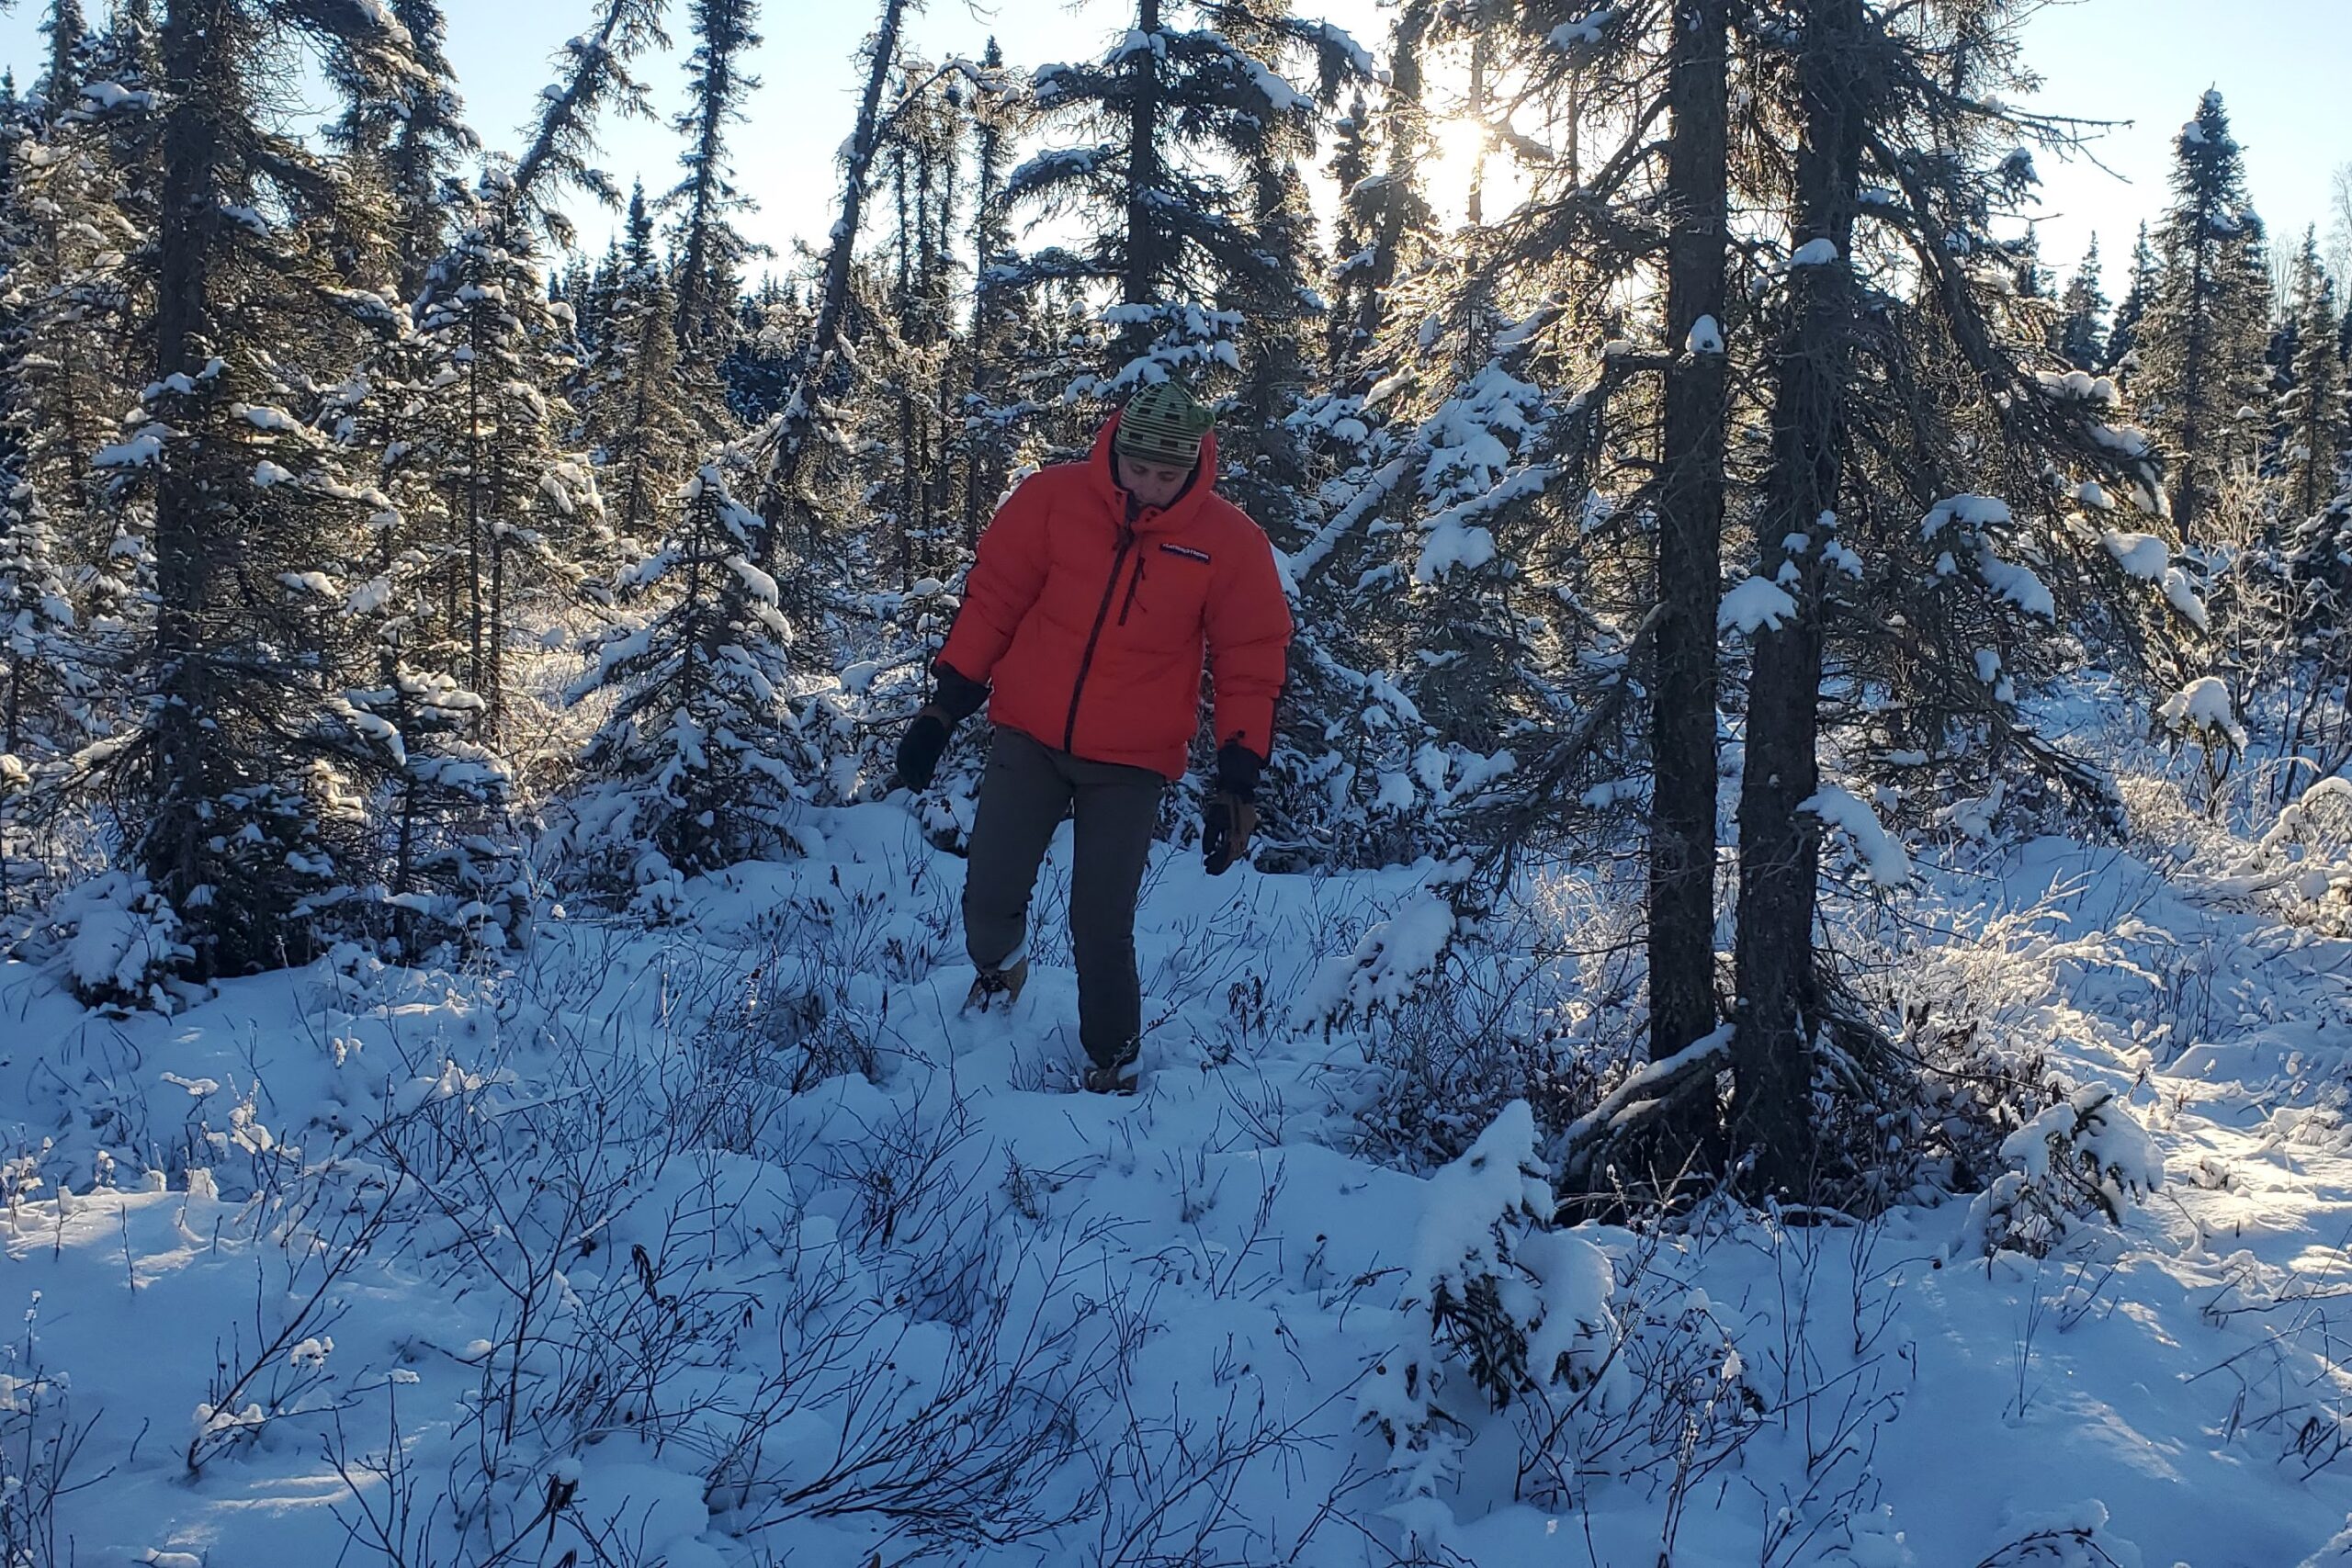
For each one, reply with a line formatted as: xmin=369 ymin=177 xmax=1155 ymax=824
xmin=1116 ymin=551 xmax=1147 ymax=626
xmin=1063 ymin=525 xmax=1138 ymax=752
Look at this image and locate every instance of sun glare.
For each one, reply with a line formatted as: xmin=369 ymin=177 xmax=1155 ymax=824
xmin=1425 ymin=114 xmax=1489 ymax=220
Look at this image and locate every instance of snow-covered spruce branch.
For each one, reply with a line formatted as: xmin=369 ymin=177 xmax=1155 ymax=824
xmin=1463 ymin=604 xmax=1661 ymax=897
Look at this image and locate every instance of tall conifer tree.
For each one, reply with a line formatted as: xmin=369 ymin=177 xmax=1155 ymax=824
xmin=2105 ymin=221 xmax=2159 ymax=375
xmin=129 ymin=0 xmax=419 ymax=982
xmin=1002 ymin=0 xmax=1363 ymax=388
xmin=2140 ymin=91 xmax=2273 ymax=538
xmin=669 ymin=0 xmax=763 ymax=351
xmin=2278 ymin=229 xmax=2346 ymax=527
xmin=2057 ymin=238 xmax=2108 ymax=373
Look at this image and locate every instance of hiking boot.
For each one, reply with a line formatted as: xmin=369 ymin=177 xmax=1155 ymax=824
xmin=962 ymin=956 xmax=1029 ymax=1014
xmin=1081 ymin=1040 xmax=1140 ymax=1095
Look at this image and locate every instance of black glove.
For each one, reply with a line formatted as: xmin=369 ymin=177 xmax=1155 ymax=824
xmin=1204 ymin=741 xmax=1266 ymax=874
xmin=930 ymin=660 xmax=989 ymax=723
xmin=1214 ymin=740 xmax=1264 ymax=802
xmin=1203 ymin=794 xmax=1258 ymax=874
xmin=895 ymin=706 xmax=951 ymax=790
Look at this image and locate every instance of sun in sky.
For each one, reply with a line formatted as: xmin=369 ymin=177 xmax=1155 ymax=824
xmin=1426 ymin=114 xmax=1489 ymax=210
xmin=1420 ymin=110 xmax=1533 ymax=227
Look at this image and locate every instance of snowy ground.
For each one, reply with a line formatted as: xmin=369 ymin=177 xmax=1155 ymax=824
xmin=3 ymin=798 xmax=2350 ymax=1567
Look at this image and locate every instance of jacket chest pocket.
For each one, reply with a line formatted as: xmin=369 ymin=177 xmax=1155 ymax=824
xmin=1118 ymin=542 xmax=1215 ymax=645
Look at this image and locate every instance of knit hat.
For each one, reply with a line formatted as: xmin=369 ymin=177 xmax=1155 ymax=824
xmin=1114 ymin=381 xmax=1216 ymax=468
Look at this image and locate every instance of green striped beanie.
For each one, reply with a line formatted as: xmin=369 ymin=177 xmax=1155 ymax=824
xmin=1114 ymin=381 xmax=1216 ymax=467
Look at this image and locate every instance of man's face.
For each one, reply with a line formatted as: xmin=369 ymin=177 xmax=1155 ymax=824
xmin=1115 ymin=449 xmax=1193 ymax=509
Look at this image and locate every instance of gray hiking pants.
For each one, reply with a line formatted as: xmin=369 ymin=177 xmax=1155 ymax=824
xmin=964 ymin=725 xmax=1165 ymax=1066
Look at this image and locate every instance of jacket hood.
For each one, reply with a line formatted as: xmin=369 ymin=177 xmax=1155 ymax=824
xmin=1090 ymin=411 xmax=1221 ymax=532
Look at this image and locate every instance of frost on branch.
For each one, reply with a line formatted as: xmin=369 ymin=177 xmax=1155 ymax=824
xmin=2157 ymin=675 xmax=2247 ymax=755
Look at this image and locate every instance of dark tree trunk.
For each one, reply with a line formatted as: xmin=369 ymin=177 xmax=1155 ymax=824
xmin=1647 ymin=0 xmax=1731 ymax=1073
xmin=1356 ymin=0 xmax=1430 ymax=360
xmin=2172 ymin=219 xmax=2212 ymax=537
xmin=466 ymin=329 xmax=486 ymax=707
xmin=1730 ymin=0 xmax=1873 ymax=1194
xmin=962 ymin=59 xmax=1009 ymax=548
xmin=923 ymin=124 xmax=957 ymax=558
xmin=1117 ymin=0 xmax=1165 ymax=367
xmin=892 ymin=134 xmax=917 ymax=590
xmin=146 ymin=0 xmax=231 ymax=963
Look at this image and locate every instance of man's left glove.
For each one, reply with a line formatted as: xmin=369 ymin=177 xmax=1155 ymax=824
xmin=1203 ymin=740 xmax=1265 ymax=875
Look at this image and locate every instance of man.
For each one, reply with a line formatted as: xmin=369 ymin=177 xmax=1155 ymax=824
xmin=893 ymin=381 xmax=1293 ymax=1092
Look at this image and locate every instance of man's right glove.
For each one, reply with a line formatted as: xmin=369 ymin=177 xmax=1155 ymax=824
xmin=894 ymin=705 xmax=952 ymax=790
xmin=894 ymin=662 xmax=989 ymax=791
xmin=1203 ymin=740 xmax=1265 ymax=875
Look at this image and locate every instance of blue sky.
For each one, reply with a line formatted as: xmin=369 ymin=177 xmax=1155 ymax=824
xmin=1 ymin=0 xmax=2345 ymax=288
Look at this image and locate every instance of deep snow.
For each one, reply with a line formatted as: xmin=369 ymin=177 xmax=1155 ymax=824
xmin=2 ymin=796 xmax=2349 ymax=1567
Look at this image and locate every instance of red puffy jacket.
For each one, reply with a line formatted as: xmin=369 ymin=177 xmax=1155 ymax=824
xmin=937 ymin=415 xmax=1293 ymax=780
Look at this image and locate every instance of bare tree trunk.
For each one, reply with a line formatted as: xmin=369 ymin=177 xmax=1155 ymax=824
xmin=1647 ymin=0 xmax=1732 ymax=1076
xmin=1730 ymin=0 xmax=1873 ymax=1194
xmin=1465 ymin=24 xmax=1488 ymax=228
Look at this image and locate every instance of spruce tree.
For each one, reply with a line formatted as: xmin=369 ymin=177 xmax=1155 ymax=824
xmin=1337 ymin=4 xmax=1439 ymax=383
xmin=751 ymin=0 xmax=907 ymax=570
xmin=2278 ymin=229 xmax=2345 ymax=528
xmin=1321 ymin=91 xmax=1376 ymax=378
xmin=568 ymin=461 xmax=801 ymax=908
xmin=0 ymin=113 xmax=73 ymax=761
xmin=955 ymin=38 xmax=1027 ymax=549
xmin=38 ymin=0 xmax=90 ymax=111
xmin=1205 ymin=0 xmax=1335 ymax=544
xmin=584 ymin=185 xmax=695 ymax=555
xmin=1728 ymin=0 xmax=1877 ymax=1188
xmin=496 ymin=0 xmax=670 ymax=253
xmin=874 ymin=62 xmax=965 ymax=588
xmin=2140 ymin=90 xmax=2274 ymax=539
xmin=328 ymin=0 xmax=477 ymax=302
xmin=719 ymin=271 xmax=811 ymax=423
xmin=1271 ymin=2 xmax=1654 ymax=870
xmin=413 ymin=204 xmax=604 ymax=739
xmin=669 ymin=0 xmax=763 ymax=352
xmin=1722 ymin=0 xmax=2180 ymax=1190
xmin=126 ymin=0 xmax=420 ymax=984
xmin=13 ymin=2 xmax=156 ymax=660
xmin=1002 ymin=0 xmax=1363 ymax=389
xmin=2057 ymin=237 xmax=2108 ymax=373
xmin=2104 ymin=220 xmax=2158 ymax=375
